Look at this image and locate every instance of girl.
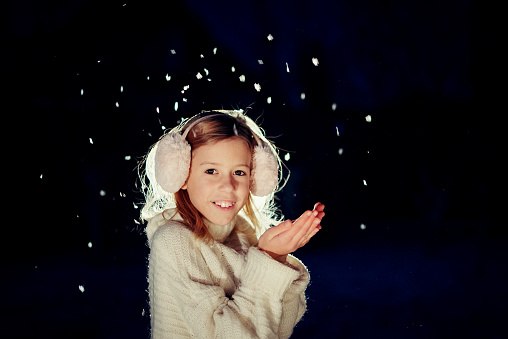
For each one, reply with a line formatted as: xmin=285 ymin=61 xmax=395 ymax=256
xmin=140 ymin=110 xmax=324 ymax=338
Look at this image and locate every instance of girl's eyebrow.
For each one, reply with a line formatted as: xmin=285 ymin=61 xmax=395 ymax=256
xmin=200 ymin=161 xmax=250 ymax=168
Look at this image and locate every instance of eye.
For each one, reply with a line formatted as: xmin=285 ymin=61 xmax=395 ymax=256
xmin=205 ymin=169 xmax=218 ymax=175
xmin=234 ymin=170 xmax=247 ymax=176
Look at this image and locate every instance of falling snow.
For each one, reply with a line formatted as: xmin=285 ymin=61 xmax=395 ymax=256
xmin=213 ymin=47 xmax=217 ymax=54
xmin=79 ymin=285 xmax=85 ymax=293
xmin=120 ymin=85 xmax=123 ymax=92
xmin=174 ymin=102 xmax=179 ymax=111
xmin=338 ymin=148 xmax=344 ymax=155
xmin=360 ymin=223 xmax=367 ymax=230
xmin=239 ymin=75 xmax=246 ymax=82
xmin=80 ymin=89 xmax=84 ymax=96
xmin=363 ymin=180 xmax=367 ymax=186
xmin=267 ymin=34 xmax=274 ymax=41
xmin=365 ymin=115 xmax=372 ymax=122
xmin=170 ymin=49 xmax=176 ymax=54
xmin=336 ymin=127 xmax=340 ymax=137
xmin=312 ymin=58 xmax=319 ymax=66
xmin=99 ymin=190 xmax=106 ymax=196
xmin=40 ymin=174 xmax=43 ymax=179
xmin=332 ymin=103 xmax=337 ymax=111
xmin=254 ymin=83 xmax=261 ymax=92
xmin=196 ymin=72 xmax=203 ymax=79
xmin=267 ymin=97 xmax=272 ymax=104
xmin=258 ymin=60 xmax=264 ymax=64
xmin=231 ymin=66 xmax=236 ymax=72
xmin=88 ymin=242 xmax=92 ymax=248
xmin=156 ymin=107 xmax=159 ymax=113
xmin=125 ymin=155 xmax=131 ymax=160
xmin=89 ymin=138 xmax=93 ymax=144
xmin=300 ymin=93 xmax=306 ymax=100
xmin=284 ymin=153 xmax=290 ymax=161
xmin=286 ymin=62 xmax=290 ymax=73
xmin=165 ymin=74 xmax=171 ymax=81
xmin=115 ymin=102 xmax=119 ymax=107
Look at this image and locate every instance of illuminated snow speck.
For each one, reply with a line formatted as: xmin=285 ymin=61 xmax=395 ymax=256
xmin=258 ymin=60 xmax=264 ymax=65
xmin=174 ymin=102 xmax=179 ymax=111
xmin=156 ymin=107 xmax=159 ymax=113
xmin=40 ymin=174 xmax=43 ymax=179
xmin=79 ymin=285 xmax=85 ymax=293
xmin=99 ymin=190 xmax=106 ymax=196
xmin=120 ymin=85 xmax=123 ymax=92
xmin=183 ymin=85 xmax=190 ymax=91
xmin=170 ymin=49 xmax=176 ymax=54
xmin=300 ymin=93 xmax=306 ymax=100
xmin=267 ymin=34 xmax=274 ymax=41
xmin=365 ymin=115 xmax=372 ymax=122
xmin=200 ymin=54 xmax=204 ymax=59
xmin=80 ymin=89 xmax=84 ymax=96
xmin=239 ymin=75 xmax=246 ymax=82
xmin=147 ymin=76 xmax=150 ymax=80
xmin=115 ymin=102 xmax=119 ymax=107
xmin=336 ymin=127 xmax=340 ymax=137
xmin=213 ymin=47 xmax=217 ymax=54
xmin=89 ymin=138 xmax=93 ymax=144
xmin=338 ymin=148 xmax=343 ymax=155
xmin=133 ymin=202 xmax=139 ymax=209
xmin=267 ymin=97 xmax=272 ymax=104
xmin=312 ymin=58 xmax=319 ymax=66
xmin=360 ymin=224 xmax=366 ymax=230
xmin=183 ymin=98 xmax=187 ymax=102
xmin=286 ymin=62 xmax=290 ymax=73
xmin=254 ymin=83 xmax=261 ymax=92
xmin=284 ymin=153 xmax=290 ymax=161
xmin=165 ymin=74 xmax=171 ymax=81
xmin=204 ymin=68 xmax=209 ymax=76
xmin=88 ymin=242 xmax=92 ymax=248
xmin=332 ymin=103 xmax=337 ymax=111
xmin=125 ymin=155 xmax=131 ymax=160
xmin=363 ymin=180 xmax=367 ymax=186
xmin=231 ymin=66 xmax=236 ymax=72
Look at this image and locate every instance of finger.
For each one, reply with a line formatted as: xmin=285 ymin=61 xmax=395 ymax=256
xmin=265 ymin=220 xmax=292 ymax=239
xmin=313 ymin=202 xmax=325 ymax=213
xmin=293 ymin=210 xmax=318 ymax=241
xmin=300 ymin=225 xmax=321 ymax=247
xmin=301 ymin=216 xmax=321 ymax=244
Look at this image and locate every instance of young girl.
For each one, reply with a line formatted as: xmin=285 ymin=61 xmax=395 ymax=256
xmin=140 ymin=110 xmax=324 ymax=338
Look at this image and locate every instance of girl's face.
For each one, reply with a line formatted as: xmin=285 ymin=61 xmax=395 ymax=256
xmin=181 ymin=138 xmax=252 ymax=226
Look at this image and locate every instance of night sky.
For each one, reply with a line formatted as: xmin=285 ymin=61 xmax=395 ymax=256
xmin=3 ymin=0 xmax=502 ymax=338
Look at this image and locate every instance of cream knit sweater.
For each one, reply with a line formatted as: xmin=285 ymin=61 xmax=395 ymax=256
xmin=146 ymin=208 xmax=310 ymax=338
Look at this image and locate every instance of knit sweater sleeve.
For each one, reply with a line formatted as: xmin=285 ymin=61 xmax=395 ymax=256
xmin=149 ymin=222 xmax=307 ymax=339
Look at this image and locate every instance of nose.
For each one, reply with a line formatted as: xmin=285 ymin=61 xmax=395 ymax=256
xmin=219 ymin=174 xmax=235 ymax=192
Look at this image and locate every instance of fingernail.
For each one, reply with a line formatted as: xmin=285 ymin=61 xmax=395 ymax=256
xmin=313 ymin=211 xmax=318 ymax=216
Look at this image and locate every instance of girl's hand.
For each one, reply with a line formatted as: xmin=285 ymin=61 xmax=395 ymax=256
xmin=258 ymin=203 xmax=325 ymax=263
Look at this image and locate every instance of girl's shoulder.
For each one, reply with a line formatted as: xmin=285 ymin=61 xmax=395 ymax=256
xmin=146 ymin=208 xmax=192 ymax=248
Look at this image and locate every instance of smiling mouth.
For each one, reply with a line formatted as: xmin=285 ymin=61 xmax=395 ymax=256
xmin=212 ymin=201 xmax=236 ymax=208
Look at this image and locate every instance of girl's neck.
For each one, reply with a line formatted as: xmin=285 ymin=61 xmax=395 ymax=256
xmin=204 ymin=217 xmax=236 ymax=242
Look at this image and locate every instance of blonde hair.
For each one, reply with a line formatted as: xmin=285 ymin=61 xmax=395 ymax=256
xmin=138 ymin=110 xmax=285 ymax=242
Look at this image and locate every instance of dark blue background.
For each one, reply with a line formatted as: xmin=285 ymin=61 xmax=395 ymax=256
xmin=3 ymin=0 xmax=502 ymax=338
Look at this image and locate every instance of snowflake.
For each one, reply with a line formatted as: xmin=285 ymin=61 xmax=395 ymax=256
xmin=312 ymin=58 xmax=319 ymax=66
xmin=254 ymin=83 xmax=261 ymax=92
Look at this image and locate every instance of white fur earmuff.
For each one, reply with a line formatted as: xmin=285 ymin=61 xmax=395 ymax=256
xmin=153 ymin=111 xmax=279 ymax=197
xmin=250 ymin=144 xmax=279 ymax=196
xmin=154 ymin=132 xmax=191 ymax=193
